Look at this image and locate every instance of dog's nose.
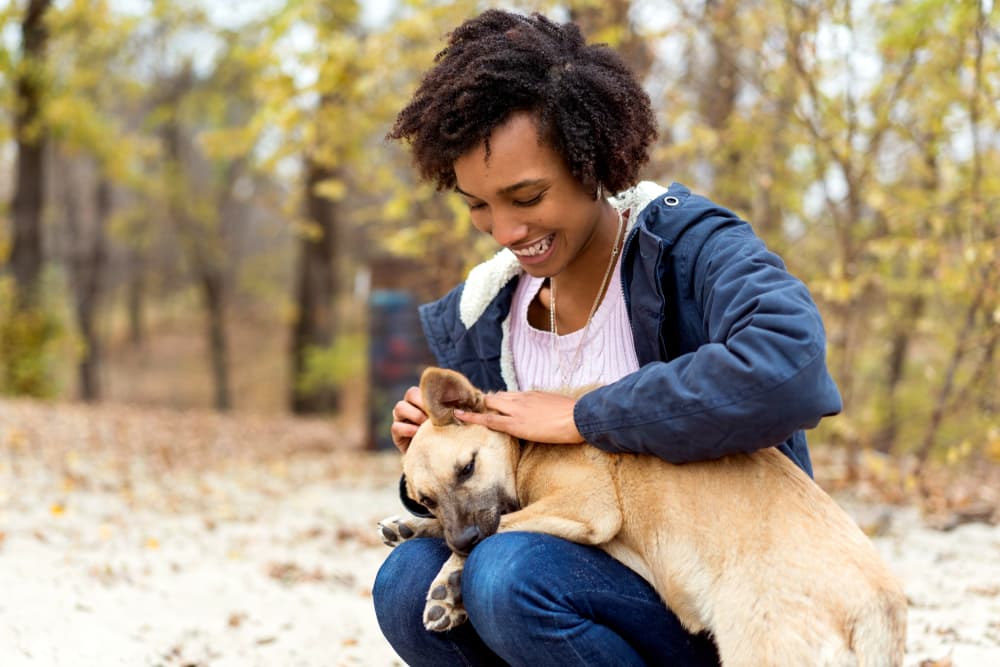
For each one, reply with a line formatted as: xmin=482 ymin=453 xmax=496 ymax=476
xmin=452 ymin=526 xmax=483 ymax=554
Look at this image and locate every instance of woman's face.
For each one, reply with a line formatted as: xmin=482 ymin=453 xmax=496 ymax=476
xmin=453 ymin=112 xmax=608 ymax=279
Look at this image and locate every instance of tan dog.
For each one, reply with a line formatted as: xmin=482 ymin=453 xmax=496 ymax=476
xmin=379 ymin=367 xmax=907 ymax=666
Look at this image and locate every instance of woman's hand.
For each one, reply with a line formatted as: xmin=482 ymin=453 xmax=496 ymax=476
xmin=391 ymin=386 xmax=427 ymax=453
xmin=454 ymin=391 xmax=585 ymax=444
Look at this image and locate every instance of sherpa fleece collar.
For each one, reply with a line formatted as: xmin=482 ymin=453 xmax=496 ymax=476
xmin=457 ymin=181 xmax=669 ymax=330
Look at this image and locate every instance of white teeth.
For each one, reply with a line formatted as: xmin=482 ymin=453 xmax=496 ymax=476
xmin=512 ymin=235 xmax=553 ymax=257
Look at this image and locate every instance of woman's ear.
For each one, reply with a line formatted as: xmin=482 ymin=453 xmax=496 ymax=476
xmin=420 ymin=367 xmax=487 ymax=426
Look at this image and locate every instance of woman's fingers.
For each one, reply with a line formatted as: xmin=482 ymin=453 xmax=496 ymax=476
xmin=390 ymin=420 xmax=419 ymax=453
xmin=390 ymin=386 xmax=426 ymax=452
xmin=454 ymin=391 xmax=583 ymax=444
xmin=392 ymin=386 xmax=427 ymax=425
xmin=404 ymin=385 xmax=425 ymax=412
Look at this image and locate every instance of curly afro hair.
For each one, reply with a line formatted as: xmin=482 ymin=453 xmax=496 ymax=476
xmin=387 ymin=9 xmax=657 ymax=195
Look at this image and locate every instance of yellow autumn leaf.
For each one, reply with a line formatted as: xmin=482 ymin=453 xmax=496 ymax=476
xmin=6 ymin=428 xmax=26 ymax=449
xmin=986 ymin=429 xmax=1000 ymax=463
xmin=292 ymin=218 xmax=324 ymax=242
xmin=382 ymin=195 xmax=410 ymax=222
xmin=313 ymin=178 xmax=346 ymax=202
xmin=944 ymin=440 xmax=971 ymax=466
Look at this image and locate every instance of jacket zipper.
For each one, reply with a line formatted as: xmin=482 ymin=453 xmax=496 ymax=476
xmin=620 ymin=209 xmax=640 ymax=345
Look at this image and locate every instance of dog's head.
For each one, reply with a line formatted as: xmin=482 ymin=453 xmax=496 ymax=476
xmin=402 ymin=367 xmax=520 ymax=555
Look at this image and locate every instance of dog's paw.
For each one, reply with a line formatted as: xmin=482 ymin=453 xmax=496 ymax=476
xmin=377 ymin=515 xmax=418 ymax=547
xmin=423 ymin=568 xmax=467 ymax=632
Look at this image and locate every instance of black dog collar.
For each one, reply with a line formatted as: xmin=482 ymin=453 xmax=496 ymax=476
xmin=399 ymin=475 xmax=434 ymax=518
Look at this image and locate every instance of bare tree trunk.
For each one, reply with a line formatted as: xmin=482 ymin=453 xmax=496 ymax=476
xmin=160 ymin=95 xmax=234 ymax=412
xmin=8 ymin=0 xmax=52 ymax=310
xmin=126 ymin=249 xmax=145 ymax=347
xmin=65 ymin=170 xmax=110 ymax=402
xmin=873 ymin=141 xmax=940 ymax=454
xmin=872 ymin=292 xmax=925 ymax=452
xmin=197 ymin=159 xmax=246 ymax=413
xmin=915 ymin=275 xmax=988 ymax=473
xmin=290 ymin=155 xmax=340 ymax=414
xmin=199 ymin=269 xmax=231 ymax=411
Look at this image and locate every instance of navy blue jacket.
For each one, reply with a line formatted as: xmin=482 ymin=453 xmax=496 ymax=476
xmin=418 ymin=182 xmax=842 ymax=476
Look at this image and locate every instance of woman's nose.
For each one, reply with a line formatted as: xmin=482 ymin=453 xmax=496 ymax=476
xmin=490 ymin=210 xmax=528 ymax=247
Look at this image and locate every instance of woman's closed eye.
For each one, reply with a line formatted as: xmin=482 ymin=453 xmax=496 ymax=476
xmin=512 ymin=192 xmax=545 ymax=207
xmin=463 ymin=191 xmax=545 ymax=211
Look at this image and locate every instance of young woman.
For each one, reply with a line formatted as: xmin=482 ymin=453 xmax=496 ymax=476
xmin=374 ymin=9 xmax=842 ymax=666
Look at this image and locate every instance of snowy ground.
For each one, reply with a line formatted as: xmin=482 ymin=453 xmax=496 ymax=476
xmin=876 ymin=508 xmax=1000 ymax=664
xmin=0 ymin=399 xmax=997 ymax=666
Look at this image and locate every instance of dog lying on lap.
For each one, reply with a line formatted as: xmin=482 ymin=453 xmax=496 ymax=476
xmin=379 ymin=367 xmax=906 ymax=667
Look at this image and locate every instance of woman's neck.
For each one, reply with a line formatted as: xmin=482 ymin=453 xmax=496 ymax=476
xmin=542 ymin=202 xmax=624 ymax=334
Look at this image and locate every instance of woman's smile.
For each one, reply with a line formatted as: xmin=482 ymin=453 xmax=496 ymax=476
xmin=510 ymin=233 xmax=556 ymax=264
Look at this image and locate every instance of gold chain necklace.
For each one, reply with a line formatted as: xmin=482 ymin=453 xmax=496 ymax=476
xmin=549 ymin=206 xmax=625 ymax=387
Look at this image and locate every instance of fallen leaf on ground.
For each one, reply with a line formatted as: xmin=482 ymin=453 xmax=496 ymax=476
xmin=919 ymin=657 xmax=953 ymax=667
xmin=267 ymin=561 xmax=327 ymax=585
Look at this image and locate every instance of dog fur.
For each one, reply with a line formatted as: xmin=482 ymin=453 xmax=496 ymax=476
xmin=378 ymin=367 xmax=907 ymax=666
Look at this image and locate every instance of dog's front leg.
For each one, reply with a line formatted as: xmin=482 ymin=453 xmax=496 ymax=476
xmin=377 ymin=516 xmax=467 ymax=631
xmin=377 ymin=515 xmax=444 ymax=547
xmin=424 ymin=552 xmax=468 ymax=632
xmin=498 ymin=495 xmax=622 ymax=546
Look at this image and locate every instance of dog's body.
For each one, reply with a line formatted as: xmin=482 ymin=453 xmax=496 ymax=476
xmin=379 ymin=368 xmax=907 ymax=666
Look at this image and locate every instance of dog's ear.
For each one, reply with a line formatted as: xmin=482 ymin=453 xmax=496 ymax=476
xmin=420 ymin=367 xmax=487 ymax=426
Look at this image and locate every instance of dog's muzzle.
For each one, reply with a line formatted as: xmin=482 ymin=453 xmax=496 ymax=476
xmin=450 ymin=524 xmax=485 ymax=555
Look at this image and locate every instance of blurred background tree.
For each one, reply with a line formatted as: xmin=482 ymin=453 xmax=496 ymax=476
xmin=0 ymin=0 xmax=996 ymax=468
xmin=2 ymin=0 xmax=57 ymax=396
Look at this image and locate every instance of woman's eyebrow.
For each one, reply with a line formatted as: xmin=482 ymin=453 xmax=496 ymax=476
xmin=455 ymin=179 xmax=548 ymax=199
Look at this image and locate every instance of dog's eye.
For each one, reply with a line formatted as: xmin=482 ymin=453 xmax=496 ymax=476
xmin=458 ymin=460 xmax=475 ymax=480
xmin=419 ymin=496 xmax=437 ymax=509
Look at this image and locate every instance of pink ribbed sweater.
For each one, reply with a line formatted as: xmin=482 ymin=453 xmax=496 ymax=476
xmin=510 ymin=256 xmax=640 ymax=391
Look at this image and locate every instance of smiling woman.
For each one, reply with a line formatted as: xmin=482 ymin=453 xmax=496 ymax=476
xmin=375 ymin=8 xmax=842 ymax=667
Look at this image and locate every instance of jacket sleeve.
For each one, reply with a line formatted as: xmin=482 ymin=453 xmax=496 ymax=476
xmin=419 ymin=286 xmax=464 ymax=370
xmin=573 ymin=223 xmax=842 ymax=463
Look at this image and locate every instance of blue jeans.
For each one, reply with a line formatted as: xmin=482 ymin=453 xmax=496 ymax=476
xmin=373 ymin=533 xmax=720 ymax=666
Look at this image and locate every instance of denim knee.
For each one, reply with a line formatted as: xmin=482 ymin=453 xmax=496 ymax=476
xmin=372 ymin=539 xmax=448 ymax=651
xmin=461 ymin=532 xmax=720 ymax=667
xmin=373 ymin=538 xmax=508 ymax=667
xmin=462 ymin=533 xmax=558 ymax=637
